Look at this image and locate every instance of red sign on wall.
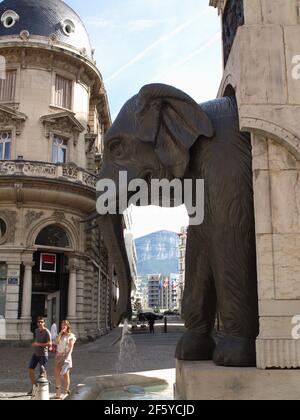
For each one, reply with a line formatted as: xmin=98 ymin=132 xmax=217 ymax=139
xmin=40 ymin=253 xmax=57 ymax=273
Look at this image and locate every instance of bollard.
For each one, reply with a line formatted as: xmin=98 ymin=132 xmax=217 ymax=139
xmin=33 ymin=367 xmax=49 ymax=400
xmin=164 ymin=316 xmax=168 ymax=333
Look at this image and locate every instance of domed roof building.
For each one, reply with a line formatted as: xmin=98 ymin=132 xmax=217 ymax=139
xmin=0 ymin=0 xmax=93 ymax=59
xmin=0 ymin=0 xmax=113 ymax=341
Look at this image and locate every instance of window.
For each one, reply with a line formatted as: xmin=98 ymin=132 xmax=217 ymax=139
xmin=1 ymin=10 xmax=19 ymax=28
xmin=0 ymin=219 xmax=7 ymax=238
xmin=55 ymin=75 xmax=72 ymax=109
xmin=61 ymin=19 xmax=75 ymax=36
xmin=35 ymin=225 xmax=70 ymax=248
xmin=52 ymin=136 xmax=67 ymax=164
xmin=0 ymin=70 xmax=17 ymax=102
xmin=0 ymin=131 xmax=11 ymax=160
xmin=0 ymin=263 xmax=7 ymax=317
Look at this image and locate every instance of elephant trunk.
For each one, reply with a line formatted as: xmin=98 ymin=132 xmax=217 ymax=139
xmin=98 ymin=213 xmax=132 ymax=327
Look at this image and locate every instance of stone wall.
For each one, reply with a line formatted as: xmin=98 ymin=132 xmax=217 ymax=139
xmin=253 ymin=135 xmax=300 ymax=368
xmin=212 ymin=0 xmax=300 ymax=368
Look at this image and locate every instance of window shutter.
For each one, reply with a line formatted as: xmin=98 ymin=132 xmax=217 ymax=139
xmin=55 ymin=75 xmax=72 ymax=109
xmin=0 ymin=70 xmax=17 ymax=102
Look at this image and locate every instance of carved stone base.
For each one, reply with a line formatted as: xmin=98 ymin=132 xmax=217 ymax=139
xmin=256 ymin=339 xmax=300 ymax=369
xmin=176 ymin=360 xmax=300 ymax=400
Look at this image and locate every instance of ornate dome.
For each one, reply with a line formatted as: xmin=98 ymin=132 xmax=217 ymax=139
xmin=0 ymin=0 xmax=93 ymax=59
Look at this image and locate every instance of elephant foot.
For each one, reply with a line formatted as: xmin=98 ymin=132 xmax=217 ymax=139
xmin=213 ymin=336 xmax=256 ymax=367
xmin=175 ymin=330 xmax=215 ymax=361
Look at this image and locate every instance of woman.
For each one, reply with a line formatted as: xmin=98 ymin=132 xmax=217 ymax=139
xmin=54 ymin=320 xmax=76 ymax=399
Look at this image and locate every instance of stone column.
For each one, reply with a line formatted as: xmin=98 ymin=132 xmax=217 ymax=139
xmin=21 ymin=262 xmax=35 ymax=319
xmin=19 ymin=254 xmax=35 ymax=341
xmin=252 ymin=134 xmax=300 ymax=369
xmin=67 ymin=261 xmax=77 ymax=320
xmin=76 ymin=259 xmax=87 ymax=339
xmin=5 ymin=260 xmax=21 ymax=340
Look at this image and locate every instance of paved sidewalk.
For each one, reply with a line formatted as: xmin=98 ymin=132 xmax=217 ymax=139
xmin=0 ymin=325 xmax=183 ymax=400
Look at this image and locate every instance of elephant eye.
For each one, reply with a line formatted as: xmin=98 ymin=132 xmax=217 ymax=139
xmin=108 ymin=140 xmax=123 ymax=158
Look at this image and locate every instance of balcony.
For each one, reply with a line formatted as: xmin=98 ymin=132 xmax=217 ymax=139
xmin=0 ymin=160 xmax=97 ymax=189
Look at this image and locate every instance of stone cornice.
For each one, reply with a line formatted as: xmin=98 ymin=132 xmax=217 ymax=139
xmin=0 ymin=105 xmax=27 ymax=135
xmin=40 ymin=111 xmax=85 ymax=144
xmin=41 ymin=111 xmax=85 ymax=132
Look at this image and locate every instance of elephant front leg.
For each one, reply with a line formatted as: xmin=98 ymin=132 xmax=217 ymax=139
xmin=175 ymin=227 xmax=217 ymax=361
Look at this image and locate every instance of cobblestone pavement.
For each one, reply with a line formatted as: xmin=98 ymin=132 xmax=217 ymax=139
xmin=0 ymin=322 xmax=184 ymax=400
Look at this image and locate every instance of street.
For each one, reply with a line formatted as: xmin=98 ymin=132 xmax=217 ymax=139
xmin=0 ymin=321 xmax=184 ymax=400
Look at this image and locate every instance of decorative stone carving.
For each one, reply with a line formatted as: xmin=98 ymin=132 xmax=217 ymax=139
xmin=85 ymin=133 xmax=97 ymax=154
xmin=53 ymin=210 xmax=65 ymax=222
xmin=19 ymin=30 xmax=30 ymax=41
xmin=49 ymin=33 xmax=58 ymax=43
xmin=0 ymin=160 xmax=97 ymax=188
xmin=0 ymin=105 xmax=27 ymax=135
xmin=25 ymin=211 xmax=44 ymax=229
xmin=14 ymin=182 xmax=23 ymax=206
xmin=21 ymin=49 xmax=27 ymax=69
xmin=40 ymin=112 xmax=85 ymax=145
xmin=62 ymin=164 xmax=78 ymax=179
xmin=82 ymin=171 xmax=96 ymax=188
xmin=71 ymin=216 xmax=81 ymax=238
xmin=0 ymin=210 xmax=17 ymax=244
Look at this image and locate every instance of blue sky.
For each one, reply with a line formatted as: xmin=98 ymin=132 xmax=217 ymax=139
xmin=68 ymin=0 xmax=223 ymax=237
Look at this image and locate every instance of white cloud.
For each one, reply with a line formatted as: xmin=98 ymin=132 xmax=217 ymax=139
xmin=151 ymin=32 xmax=221 ymax=83
xmin=128 ymin=19 xmax=170 ymax=32
xmin=131 ymin=205 xmax=189 ymax=239
xmin=85 ymin=17 xmax=170 ymax=32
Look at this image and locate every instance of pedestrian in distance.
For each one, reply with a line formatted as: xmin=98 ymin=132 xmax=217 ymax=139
xmin=27 ymin=316 xmax=52 ymax=396
xmin=148 ymin=318 xmax=155 ymax=334
xmin=54 ymin=320 xmax=76 ymax=399
xmin=49 ymin=318 xmax=58 ymax=354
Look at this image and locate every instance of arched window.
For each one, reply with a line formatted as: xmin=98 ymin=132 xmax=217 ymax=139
xmin=0 ymin=219 xmax=7 ymax=238
xmin=35 ymin=225 xmax=70 ymax=248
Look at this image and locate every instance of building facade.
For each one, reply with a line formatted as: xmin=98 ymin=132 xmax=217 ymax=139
xmin=147 ymin=273 xmax=179 ymax=311
xmin=177 ymin=227 xmax=187 ymax=312
xmin=0 ymin=0 xmax=113 ymax=341
xmin=210 ymin=0 xmax=300 ymax=369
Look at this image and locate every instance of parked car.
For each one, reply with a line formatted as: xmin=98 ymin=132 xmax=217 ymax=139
xmin=137 ymin=312 xmax=163 ymax=322
xmin=163 ymin=310 xmax=178 ymax=316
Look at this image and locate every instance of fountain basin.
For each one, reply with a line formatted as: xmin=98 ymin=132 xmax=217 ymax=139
xmin=72 ymin=369 xmax=175 ymax=400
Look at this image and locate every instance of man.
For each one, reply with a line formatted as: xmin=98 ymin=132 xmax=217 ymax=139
xmin=148 ymin=318 xmax=155 ymax=334
xmin=27 ymin=316 xmax=51 ymax=395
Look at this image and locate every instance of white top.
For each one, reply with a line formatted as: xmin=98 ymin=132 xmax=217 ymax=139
xmin=57 ymin=333 xmax=76 ymax=363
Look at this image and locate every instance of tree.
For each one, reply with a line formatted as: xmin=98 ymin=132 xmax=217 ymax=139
xmin=133 ymin=298 xmax=142 ymax=312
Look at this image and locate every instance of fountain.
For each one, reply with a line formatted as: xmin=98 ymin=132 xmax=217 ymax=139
xmin=116 ymin=320 xmax=138 ymax=374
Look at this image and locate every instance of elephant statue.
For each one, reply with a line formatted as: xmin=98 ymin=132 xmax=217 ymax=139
xmin=97 ymin=83 xmax=259 ymax=367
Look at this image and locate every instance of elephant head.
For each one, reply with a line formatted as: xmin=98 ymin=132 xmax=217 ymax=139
xmin=97 ymin=83 xmax=213 ymax=327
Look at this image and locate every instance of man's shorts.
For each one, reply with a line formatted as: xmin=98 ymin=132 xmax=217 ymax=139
xmin=28 ymin=354 xmax=48 ymax=370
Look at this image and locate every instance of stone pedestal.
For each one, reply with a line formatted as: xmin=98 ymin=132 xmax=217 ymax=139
xmin=176 ymin=360 xmax=300 ymax=400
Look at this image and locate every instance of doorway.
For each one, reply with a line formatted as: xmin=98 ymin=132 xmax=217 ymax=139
xmin=31 ymin=252 xmax=68 ymax=332
xmin=46 ymin=291 xmax=60 ymax=330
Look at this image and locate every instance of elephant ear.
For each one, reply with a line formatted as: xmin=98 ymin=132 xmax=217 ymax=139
xmin=136 ymin=83 xmax=213 ymax=178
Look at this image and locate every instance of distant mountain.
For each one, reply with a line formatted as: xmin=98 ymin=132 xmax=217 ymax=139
xmin=135 ymin=230 xmax=179 ymax=275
